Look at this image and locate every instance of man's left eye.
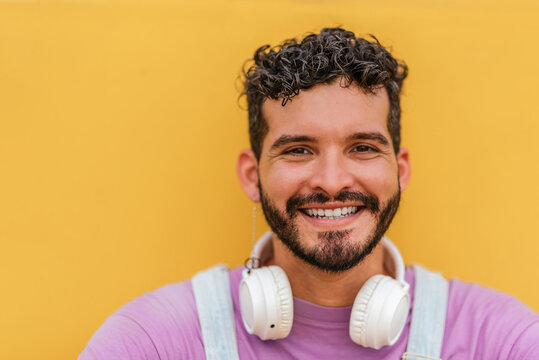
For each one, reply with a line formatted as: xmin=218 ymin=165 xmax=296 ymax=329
xmin=352 ymin=145 xmax=377 ymax=153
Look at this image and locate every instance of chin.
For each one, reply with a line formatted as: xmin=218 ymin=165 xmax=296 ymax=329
xmin=283 ymin=226 xmax=382 ymax=273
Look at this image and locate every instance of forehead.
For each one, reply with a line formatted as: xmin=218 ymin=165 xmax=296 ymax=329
xmin=261 ymin=82 xmax=391 ymax=148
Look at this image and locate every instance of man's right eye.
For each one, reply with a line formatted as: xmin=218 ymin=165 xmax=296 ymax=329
xmin=285 ymin=147 xmax=311 ymax=155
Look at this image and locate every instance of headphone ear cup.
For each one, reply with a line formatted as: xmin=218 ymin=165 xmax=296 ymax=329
xmin=349 ymin=275 xmax=410 ymax=349
xmin=239 ymin=266 xmax=293 ymax=340
xmin=267 ymin=266 xmax=294 ymax=337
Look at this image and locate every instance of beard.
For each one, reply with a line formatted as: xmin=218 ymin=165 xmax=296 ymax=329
xmin=259 ymin=184 xmax=401 ymax=273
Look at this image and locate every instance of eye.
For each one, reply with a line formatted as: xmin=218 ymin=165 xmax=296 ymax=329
xmin=285 ymin=147 xmax=311 ymax=155
xmin=352 ymin=145 xmax=378 ymax=153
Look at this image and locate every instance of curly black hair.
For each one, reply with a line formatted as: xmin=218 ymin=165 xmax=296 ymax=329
xmin=243 ymin=27 xmax=408 ymax=160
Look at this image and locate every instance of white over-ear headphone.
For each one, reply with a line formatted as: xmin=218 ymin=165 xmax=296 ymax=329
xmin=239 ymin=231 xmax=410 ymax=349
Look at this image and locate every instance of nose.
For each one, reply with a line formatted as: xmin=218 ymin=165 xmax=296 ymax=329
xmin=308 ymin=151 xmax=355 ymax=197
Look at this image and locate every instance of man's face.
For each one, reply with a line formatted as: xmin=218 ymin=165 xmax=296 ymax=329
xmin=256 ymin=81 xmax=408 ymax=272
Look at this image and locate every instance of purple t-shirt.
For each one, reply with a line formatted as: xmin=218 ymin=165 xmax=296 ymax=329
xmin=79 ymin=266 xmax=539 ymax=359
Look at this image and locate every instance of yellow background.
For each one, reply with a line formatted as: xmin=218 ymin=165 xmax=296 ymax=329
xmin=1 ymin=0 xmax=538 ymax=358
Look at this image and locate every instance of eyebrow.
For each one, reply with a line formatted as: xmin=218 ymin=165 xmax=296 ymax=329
xmin=269 ymin=135 xmax=316 ymax=152
xmin=269 ymin=131 xmax=390 ymax=152
xmin=347 ymin=132 xmax=390 ymax=147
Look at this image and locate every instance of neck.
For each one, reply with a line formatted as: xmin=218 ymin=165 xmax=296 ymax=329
xmin=265 ymin=235 xmax=390 ymax=307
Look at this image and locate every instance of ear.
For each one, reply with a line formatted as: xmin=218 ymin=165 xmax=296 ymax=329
xmin=237 ymin=149 xmax=260 ymax=202
xmin=396 ymin=147 xmax=411 ymax=192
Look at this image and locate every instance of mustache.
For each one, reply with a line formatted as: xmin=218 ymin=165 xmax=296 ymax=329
xmin=285 ymin=190 xmax=380 ymax=217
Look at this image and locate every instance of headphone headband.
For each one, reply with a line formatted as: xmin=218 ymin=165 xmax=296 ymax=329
xmin=250 ymin=231 xmax=408 ymax=286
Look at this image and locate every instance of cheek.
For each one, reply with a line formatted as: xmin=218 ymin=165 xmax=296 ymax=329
xmin=353 ymin=161 xmax=398 ymax=195
xmin=261 ymin=163 xmax=310 ymax=196
xmin=260 ymin=164 xmax=305 ymax=207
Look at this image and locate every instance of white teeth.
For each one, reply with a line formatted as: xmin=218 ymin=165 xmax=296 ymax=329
xmin=303 ymin=206 xmax=361 ymax=219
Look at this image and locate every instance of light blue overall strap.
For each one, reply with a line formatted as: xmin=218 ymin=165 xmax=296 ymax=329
xmin=402 ymin=264 xmax=449 ymax=360
xmin=191 ymin=265 xmax=240 ymax=360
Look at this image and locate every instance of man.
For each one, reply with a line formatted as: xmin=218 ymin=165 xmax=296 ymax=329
xmin=80 ymin=28 xmax=539 ymax=359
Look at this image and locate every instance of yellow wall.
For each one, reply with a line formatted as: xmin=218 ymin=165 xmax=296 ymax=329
xmin=1 ymin=0 xmax=538 ymax=358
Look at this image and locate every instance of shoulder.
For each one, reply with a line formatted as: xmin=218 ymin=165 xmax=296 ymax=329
xmin=79 ymin=273 xmax=207 ymax=359
xmin=442 ymin=275 xmax=539 ymax=359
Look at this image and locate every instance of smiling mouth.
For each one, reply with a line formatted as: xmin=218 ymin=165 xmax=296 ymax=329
xmin=299 ymin=206 xmax=362 ymax=220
